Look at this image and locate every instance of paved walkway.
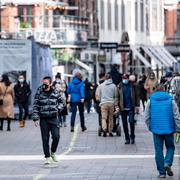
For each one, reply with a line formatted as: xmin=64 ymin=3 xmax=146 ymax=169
xmin=0 ymin=111 xmax=179 ymax=180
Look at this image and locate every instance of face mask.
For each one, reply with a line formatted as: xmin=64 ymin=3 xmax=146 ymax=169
xmin=19 ymin=79 xmax=24 ymax=83
xmin=42 ymin=84 xmax=49 ymax=90
xmin=56 ymin=80 xmax=61 ymax=83
xmin=123 ymin=79 xmax=129 ymax=84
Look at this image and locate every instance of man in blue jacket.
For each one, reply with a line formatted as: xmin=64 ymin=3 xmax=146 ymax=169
xmin=67 ymin=70 xmax=87 ymax=132
xmin=145 ymin=83 xmax=180 ymax=178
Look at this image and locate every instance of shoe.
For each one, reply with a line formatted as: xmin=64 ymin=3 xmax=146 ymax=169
xmin=0 ymin=126 xmax=3 ymax=131
xmin=109 ymin=133 xmax=113 ymax=137
xmin=103 ymin=132 xmax=107 ymax=137
xmin=7 ymin=127 xmax=11 ymax=131
xmin=165 ymin=166 xmax=173 ymax=176
xmin=63 ymin=122 xmax=67 ymax=127
xmin=59 ymin=123 xmax=62 ymax=128
xmin=82 ymin=126 xmax=87 ymax=132
xmin=51 ymin=152 xmax=58 ymax=162
xmin=44 ymin=157 xmax=51 ymax=165
xmin=158 ymin=174 xmax=166 ymax=178
xmin=19 ymin=120 xmax=24 ymax=128
xmin=71 ymin=127 xmax=74 ymax=132
xmin=125 ymin=140 xmax=130 ymax=144
xmin=131 ymin=139 xmax=135 ymax=144
xmin=22 ymin=120 xmax=25 ymax=127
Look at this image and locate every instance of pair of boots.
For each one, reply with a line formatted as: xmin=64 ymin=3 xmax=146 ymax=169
xmin=19 ymin=120 xmax=25 ymax=128
xmin=0 ymin=120 xmax=11 ymax=131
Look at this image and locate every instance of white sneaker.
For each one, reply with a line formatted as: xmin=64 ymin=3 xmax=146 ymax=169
xmin=51 ymin=152 xmax=58 ymax=162
xmin=44 ymin=157 xmax=51 ymax=165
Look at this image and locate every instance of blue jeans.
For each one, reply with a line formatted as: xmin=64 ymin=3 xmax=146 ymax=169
xmin=121 ymin=109 xmax=135 ymax=140
xmin=153 ymin=133 xmax=175 ymax=175
xmin=70 ymin=102 xmax=85 ymax=129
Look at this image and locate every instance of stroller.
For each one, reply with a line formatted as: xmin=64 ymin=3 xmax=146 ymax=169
xmin=98 ymin=110 xmax=121 ymax=137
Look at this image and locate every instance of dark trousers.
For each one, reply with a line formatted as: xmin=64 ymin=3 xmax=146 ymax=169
xmin=121 ymin=109 xmax=135 ymax=140
xmin=85 ymin=99 xmax=92 ymax=113
xmin=18 ymin=102 xmax=29 ymax=121
xmin=40 ymin=119 xmax=60 ymax=158
xmin=70 ymin=102 xmax=85 ymax=129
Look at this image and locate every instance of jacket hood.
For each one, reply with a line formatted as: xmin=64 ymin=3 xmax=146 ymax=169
xmin=104 ymin=79 xmax=113 ymax=85
xmin=150 ymin=91 xmax=172 ymax=101
xmin=72 ymin=77 xmax=83 ymax=85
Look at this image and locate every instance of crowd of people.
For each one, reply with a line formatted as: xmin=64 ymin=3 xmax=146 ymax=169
xmin=0 ymin=67 xmax=180 ymax=178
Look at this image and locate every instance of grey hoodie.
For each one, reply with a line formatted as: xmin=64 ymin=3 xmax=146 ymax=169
xmin=97 ymin=79 xmax=118 ymax=106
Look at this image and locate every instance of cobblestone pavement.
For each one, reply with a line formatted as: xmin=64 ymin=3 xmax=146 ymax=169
xmin=0 ymin=111 xmax=179 ymax=180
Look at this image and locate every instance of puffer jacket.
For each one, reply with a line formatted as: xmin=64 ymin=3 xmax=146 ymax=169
xmin=67 ymin=77 xmax=85 ymax=103
xmin=32 ymin=86 xmax=64 ymax=121
xmin=149 ymin=92 xmax=175 ymax=135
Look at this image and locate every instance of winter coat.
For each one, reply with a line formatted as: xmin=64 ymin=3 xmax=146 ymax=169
xmin=32 ymin=86 xmax=64 ymax=121
xmin=14 ymin=81 xmax=31 ymax=103
xmin=118 ymin=82 xmax=140 ymax=111
xmin=138 ymin=80 xmax=147 ymax=101
xmin=0 ymin=82 xmax=14 ymax=119
xmin=67 ymin=77 xmax=85 ymax=103
xmin=145 ymin=91 xmax=180 ymax=134
xmin=85 ymin=81 xmax=93 ymax=101
xmin=96 ymin=79 xmax=118 ymax=106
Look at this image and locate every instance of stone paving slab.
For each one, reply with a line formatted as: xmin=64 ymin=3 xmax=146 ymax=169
xmin=0 ymin=112 xmax=179 ymax=180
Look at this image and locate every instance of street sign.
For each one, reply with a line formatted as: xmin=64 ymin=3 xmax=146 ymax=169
xmin=100 ymin=42 xmax=118 ymax=49
xmin=117 ymin=44 xmax=130 ymax=52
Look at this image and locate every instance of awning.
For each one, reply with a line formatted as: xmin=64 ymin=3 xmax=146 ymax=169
xmin=141 ymin=46 xmax=165 ymax=67
xmin=75 ymin=59 xmax=93 ymax=73
xmin=131 ymin=46 xmax=151 ymax=67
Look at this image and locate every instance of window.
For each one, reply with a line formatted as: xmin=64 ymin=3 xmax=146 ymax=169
xmin=18 ymin=5 xmax=34 ymax=28
xmin=121 ymin=0 xmax=125 ymax=30
xmin=114 ymin=0 xmax=118 ymax=30
xmin=108 ymin=0 xmax=112 ymax=30
xmin=152 ymin=1 xmax=157 ymax=31
xmin=100 ymin=0 xmax=104 ymax=29
xmin=140 ymin=0 xmax=144 ymax=32
xmin=135 ymin=0 xmax=138 ymax=31
xmin=53 ymin=9 xmax=61 ymax=27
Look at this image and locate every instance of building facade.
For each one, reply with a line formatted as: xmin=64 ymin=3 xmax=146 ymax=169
xmin=96 ymin=0 xmax=176 ymax=76
xmin=0 ymin=0 xmax=98 ymax=80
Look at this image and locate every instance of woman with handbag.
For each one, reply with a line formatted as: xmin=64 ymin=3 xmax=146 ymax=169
xmin=0 ymin=74 xmax=14 ymax=131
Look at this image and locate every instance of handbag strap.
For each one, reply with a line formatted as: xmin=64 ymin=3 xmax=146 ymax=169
xmin=2 ymin=86 xmax=8 ymax=99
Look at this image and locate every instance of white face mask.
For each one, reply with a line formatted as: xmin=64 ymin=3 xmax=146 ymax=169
xmin=19 ymin=79 xmax=24 ymax=83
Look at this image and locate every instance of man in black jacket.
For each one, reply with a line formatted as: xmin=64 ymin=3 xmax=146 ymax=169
xmin=14 ymin=75 xmax=31 ymax=128
xmin=33 ymin=76 xmax=64 ymax=165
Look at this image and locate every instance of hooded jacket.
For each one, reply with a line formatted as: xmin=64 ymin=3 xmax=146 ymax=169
xmin=97 ymin=79 xmax=118 ymax=106
xmin=145 ymin=91 xmax=180 ymax=135
xmin=67 ymin=77 xmax=85 ymax=103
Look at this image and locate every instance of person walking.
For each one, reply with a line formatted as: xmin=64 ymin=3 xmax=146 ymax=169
xmin=84 ymin=78 xmax=93 ymax=113
xmin=94 ymin=73 xmax=105 ymax=131
xmin=96 ymin=72 xmax=119 ymax=137
xmin=118 ymin=74 xmax=140 ymax=144
xmin=144 ymin=71 xmax=158 ymax=99
xmin=67 ymin=70 xmax=87 ymax=132
xmin=0 ymin=74 xmax=14 ymax=131
xmin=145 ymin=83 xmax=180 ymax=178
xmin=32 ymin=76 xmax=64 ymax=164
xmin=138 ymin=74 xmax=147 ymax=111
xmin=53 ymin=73 xmax=68 ymax=127
xmin=14 ymin=74 xmax=31 ymax=128
xmin=170 ymin=72 xmax=180 ymax=110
